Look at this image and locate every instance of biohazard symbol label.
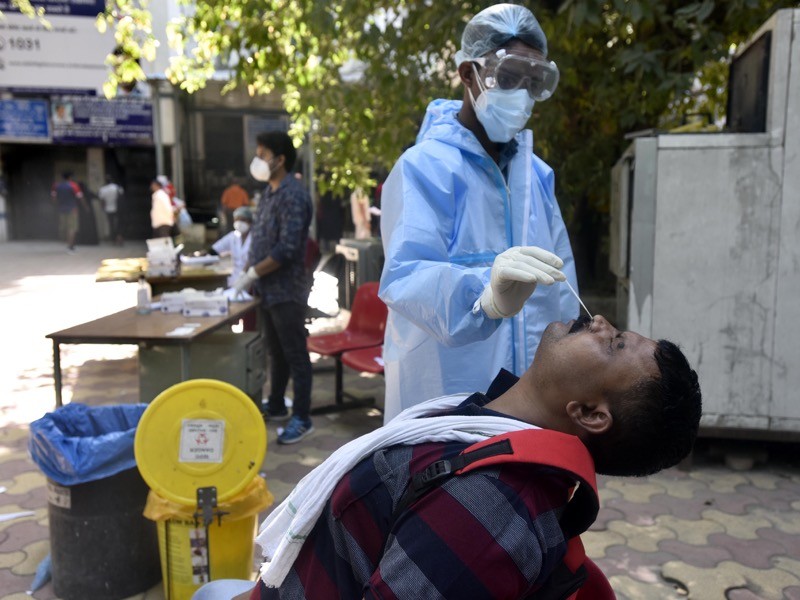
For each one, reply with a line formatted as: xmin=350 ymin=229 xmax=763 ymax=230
xmin=179 ymin=419 xmax=225 ymax=463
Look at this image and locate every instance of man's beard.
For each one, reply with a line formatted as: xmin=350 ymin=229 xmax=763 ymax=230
xmin=567 ymin=315 xmax=592 ymax=334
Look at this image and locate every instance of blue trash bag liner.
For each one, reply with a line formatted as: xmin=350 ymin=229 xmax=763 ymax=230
xmin=29 ymin=403 xmax=148 ymax=487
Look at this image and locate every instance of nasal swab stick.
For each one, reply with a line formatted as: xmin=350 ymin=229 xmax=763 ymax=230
xmin=563 ymin=279 xmax=593 ymax=319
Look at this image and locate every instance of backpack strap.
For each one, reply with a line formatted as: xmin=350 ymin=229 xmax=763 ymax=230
xmin=390 ymin=429 xmax=610 ymax=600
xmin=394 ymin=429 xmax=599 ymax=537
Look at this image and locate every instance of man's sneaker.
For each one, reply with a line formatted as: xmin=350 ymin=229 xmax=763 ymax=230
xmin=263 ymin=407 xmax=290 ymax=422
xmin=277 ymin=416 xmax=314 ymax=445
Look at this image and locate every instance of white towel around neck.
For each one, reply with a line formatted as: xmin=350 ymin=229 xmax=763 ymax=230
xmin=255 ymin=393 xmax=536 ymax=588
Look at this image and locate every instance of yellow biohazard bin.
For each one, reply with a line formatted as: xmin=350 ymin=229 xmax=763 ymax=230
xmin=134 ymin=379 xmax=272 ymax=600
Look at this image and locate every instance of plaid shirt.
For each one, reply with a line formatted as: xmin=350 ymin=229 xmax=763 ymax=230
xmin=253 ymin=376 xmax=574 ymax=599
xmin=249 ymin=175 xmax=312 ymax=307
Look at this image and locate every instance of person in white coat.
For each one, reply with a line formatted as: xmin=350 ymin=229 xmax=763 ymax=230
xmin=379 ymin=3 xmax=580 ymax=422
xmin=149 ymin=178 xmax=174 ymax=239
xmin=211 ymin=206 xmax=253 ymax=286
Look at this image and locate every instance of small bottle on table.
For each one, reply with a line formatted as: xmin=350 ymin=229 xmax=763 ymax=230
xmin=136 ymin=274 xmax=152 ymax=315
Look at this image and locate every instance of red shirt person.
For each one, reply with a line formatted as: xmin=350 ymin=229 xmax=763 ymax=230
xmin=51 ymin=172 xmax=87 ymax=253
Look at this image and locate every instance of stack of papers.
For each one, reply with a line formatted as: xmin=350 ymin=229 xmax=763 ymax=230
xmin=160 ymin=289 xmax=196 ymax=314
xmin=146 ymin=237 xmax=180 ymax=278
xmin=222 ymin=288 xmax=254 ymax=302
xmin=180 ymin=254 xmax=220 ymax=267
xmin=158 ymin=288 xmax=229 ymax=317
xmin=183 ymin=289 xmax=229 ymax=317
xmin=166 ymin=323 xmax=202 ymax=337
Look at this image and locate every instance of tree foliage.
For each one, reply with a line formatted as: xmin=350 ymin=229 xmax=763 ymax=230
xmin=101 ymin=0 xmax=793 ymax=281
xmin=3 ymin=0 xmax=46 ymax=19
xmin=530 ymin=0 xmax=794 ymax=285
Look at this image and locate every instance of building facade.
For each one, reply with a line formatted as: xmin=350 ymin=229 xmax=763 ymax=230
xmin=0 ymin=0 xmax=291 ymax=242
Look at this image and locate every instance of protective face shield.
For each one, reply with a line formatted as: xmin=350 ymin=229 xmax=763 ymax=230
xmin=249 ymin=157 xmax=272 ymax=182
xmin=234 ymin=221 xmax=251 ymax=234
xmin=470 ymin=63 xmax=535 ymax=143
xmin=474 ymin=48 xmax=559 ymax=101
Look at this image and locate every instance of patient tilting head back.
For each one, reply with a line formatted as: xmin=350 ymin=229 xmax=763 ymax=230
xmin=582 ymin=339 xmax=702 ymax=476
xmin=492 ymin=315 xmax=702 ymax=478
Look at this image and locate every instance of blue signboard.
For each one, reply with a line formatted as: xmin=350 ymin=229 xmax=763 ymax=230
xmin=1 ymin=87 xmax=97 ymax=97
xmin=51 ymin=95 xmax=153 ymax=146
xmin=0 ymin=0 xmax=105 ymax=18
xmin=0 ymin=98 xmax=51 ymax=142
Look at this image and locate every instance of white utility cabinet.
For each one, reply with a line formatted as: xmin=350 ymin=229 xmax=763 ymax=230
xmin=610 ymin=9 xmax=800 ymax=437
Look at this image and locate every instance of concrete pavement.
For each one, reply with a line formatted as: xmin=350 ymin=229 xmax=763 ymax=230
xmin=1 ymin=240 xmax=799 ymax=599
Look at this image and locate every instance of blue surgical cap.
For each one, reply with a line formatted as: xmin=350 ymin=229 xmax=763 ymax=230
xmin=233 ymin=206 xmax=253 ymax=221
xmin=454 ymin=3 xmax=548 ymax=66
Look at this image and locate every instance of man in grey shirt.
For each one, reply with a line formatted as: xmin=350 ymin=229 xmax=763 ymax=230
xmin=98 ymin=175 xmax=124 ymax=245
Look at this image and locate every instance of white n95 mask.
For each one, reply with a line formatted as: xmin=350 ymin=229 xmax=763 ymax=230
xmin=234 ymin=221 xmax=251 ymax=234
xmin=470 ymin=64 xmax=534 ymax=143
xmin=250 ymin=157 xmax=272 ymax=182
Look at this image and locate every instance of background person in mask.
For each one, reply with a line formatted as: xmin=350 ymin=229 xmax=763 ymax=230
xmin=234 ymin=131 xmax=314 ymax=445
xmin=210 ymin=205 xmax=253 ymax=286
xmin=379 ymin=3 xmax=579 ymax=422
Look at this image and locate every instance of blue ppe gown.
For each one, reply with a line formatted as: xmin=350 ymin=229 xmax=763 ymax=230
xmin=379 ymin=99 xmax=579 ymax=422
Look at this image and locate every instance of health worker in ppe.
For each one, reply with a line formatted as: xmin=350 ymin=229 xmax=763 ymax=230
xmin=211 ymin=205 xmax=253 ymax=287
xmin=379 ymin=3 xmax=580 ymax=423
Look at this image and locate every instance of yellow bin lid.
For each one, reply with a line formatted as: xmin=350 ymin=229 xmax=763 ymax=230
xmin=135 ymin=379 xmax=267 ymax=506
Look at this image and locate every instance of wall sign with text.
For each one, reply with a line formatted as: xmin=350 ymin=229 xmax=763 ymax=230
xmin=0 ymin=1 xmax=113 ymax=93
xmin=0 ymin=98 xmax=51 ymax=143
xmin=51 ymin=95 xmax=154 ymax=146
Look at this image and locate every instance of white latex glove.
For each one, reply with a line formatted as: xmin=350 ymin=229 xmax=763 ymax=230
xmin=479 ymin=246 xmax=566 ymax=319
xmin=233 ymin=266 xmax=259 ymax=294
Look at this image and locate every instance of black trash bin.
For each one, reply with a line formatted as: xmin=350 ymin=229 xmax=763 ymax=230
xmin=29 ymin=403 xmax=161 ymax=600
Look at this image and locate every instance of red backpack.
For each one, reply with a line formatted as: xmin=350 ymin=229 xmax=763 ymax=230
xmin=392 ymin=429 xmax=616 ymax=600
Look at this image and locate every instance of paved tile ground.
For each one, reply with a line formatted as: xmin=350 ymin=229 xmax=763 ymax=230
xmin=1 ymin=241 xmax=799 ymax=600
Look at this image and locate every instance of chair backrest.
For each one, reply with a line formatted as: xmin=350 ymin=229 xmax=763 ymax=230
xmin=346 ymin=281 xmax=388 ymax=339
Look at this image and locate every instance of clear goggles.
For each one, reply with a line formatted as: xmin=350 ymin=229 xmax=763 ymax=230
xmin=473 ymin=48 xmax=560 ymax=101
